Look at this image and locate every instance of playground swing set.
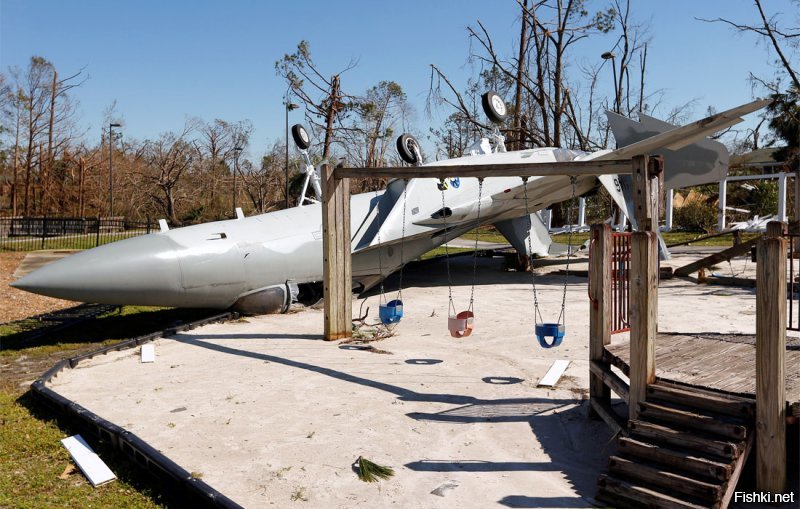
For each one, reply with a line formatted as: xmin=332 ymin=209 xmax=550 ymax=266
xmin=324 ymin=150 xmax=792 ymax=504
xmin=368 ymin=94 xmax=581 ymax=345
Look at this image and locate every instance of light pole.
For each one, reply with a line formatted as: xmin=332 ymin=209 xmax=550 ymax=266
xmin=285 ymin=96 xmax=299 ymax=209
xmin=601 ymin=51 xmax=619 ymax=114
xmin=108 ymin=123 xmax=121 ymax=217
xmin=232 ymin=146 xmax=243 ymax=217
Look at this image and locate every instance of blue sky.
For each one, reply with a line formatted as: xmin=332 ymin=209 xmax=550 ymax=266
xmin=1 ymin=0 xmax=796 ymax=158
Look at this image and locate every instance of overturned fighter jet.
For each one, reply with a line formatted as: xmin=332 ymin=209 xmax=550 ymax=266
xmin=12 ymin=93 xmax=769 ymax=313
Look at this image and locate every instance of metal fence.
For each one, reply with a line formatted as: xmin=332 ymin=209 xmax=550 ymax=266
xmin=788 ymin=233 xmax=800 ymax=332
xmin=0 ymin=217 xmax=157 ymax=252
xmin=611 ymin=232 xmax=632 ymax=334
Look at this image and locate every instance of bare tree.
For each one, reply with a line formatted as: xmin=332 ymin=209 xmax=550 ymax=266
xmin=138 ymin=126 xmax=195 ymax=225
xmin=431 ymin=0 xmax=616 ymax=152
xmin=276 ymin=40 xmax=357 ymax=161
xmin=698 ymin=0 xmax=799 ymax=92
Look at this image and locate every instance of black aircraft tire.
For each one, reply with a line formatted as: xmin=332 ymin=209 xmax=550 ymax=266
xmin=481 ymin=91 xmax=508 ymax=124
xmin=291 ymin=124 xmax=311 ymax=150
xmin=396 ymin=133 xmax=420 ymax=164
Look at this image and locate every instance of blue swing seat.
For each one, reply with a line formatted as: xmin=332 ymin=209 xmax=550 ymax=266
xmin=379 ymin=299 xmax=403 ymax=324
xmin=535 ymin=322 xmax=565 ymax=348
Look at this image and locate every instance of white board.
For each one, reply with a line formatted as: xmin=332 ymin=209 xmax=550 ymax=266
xmin=538 ymin=360 xmax=570 ymax=387
xmin=61 ymin=435 xmax=116 ymax=487
xmin=141 ymin=344 xmax=155 ymax=363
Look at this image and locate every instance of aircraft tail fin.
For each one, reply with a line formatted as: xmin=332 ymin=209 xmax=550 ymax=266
xmin=494 ymin=213 xmax=551 ymax=257
xmin=596 ymin=99 xmax=770 ymax=189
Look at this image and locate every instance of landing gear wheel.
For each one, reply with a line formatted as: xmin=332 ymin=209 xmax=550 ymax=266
xmin=291 ymin=124 xmax=311 ymax=150
xmin=396 ymin=133 xmax=420 ymax=165
xmin=481 ymin=91 xmax=507 ymax=124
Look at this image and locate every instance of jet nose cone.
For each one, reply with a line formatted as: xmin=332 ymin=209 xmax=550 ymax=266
xmin=11 ymin=234 xmax=183 ymax=305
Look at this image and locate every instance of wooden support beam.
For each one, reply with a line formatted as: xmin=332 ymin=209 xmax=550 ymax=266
xmin=755 ymin=235 xmax=786 ymax=493
xmin=673 ymin=237 xmax=759 ymax=277
xmin=334 ymin=159 xmax=632 ymax=180
xmin=589 ymin=398 xmax=627 ymax=437
xmin=590 ymin=360 xmax=629 ymax=403
xmin=629 ymin=230 xmax=657 ymax=422
xmin=589 ymin=223 xmax=612 ymax=417
xmin=322 ymin=164 xmax=352 ymax=341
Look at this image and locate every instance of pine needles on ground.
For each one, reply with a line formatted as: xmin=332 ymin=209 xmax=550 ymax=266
xmin=355 ymin=456 xmax=395 ymax=482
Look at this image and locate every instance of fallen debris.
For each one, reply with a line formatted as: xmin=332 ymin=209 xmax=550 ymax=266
xmin=60 ymin=435 xmax=116 ymax=487
xmin=354 ymin=456 xmax=394 ymax=483
xmin=538 ymin=360 xmax=570 ymax=387
xmin=58 ymin=464 xmax=77 ymax=480
xmin=430 ymin=480 xmax=460 ymax=497
xmin=141 ymin=344 xmax=155 ymax=363
xmin=674 ymin=237 xmax=759 ymax=277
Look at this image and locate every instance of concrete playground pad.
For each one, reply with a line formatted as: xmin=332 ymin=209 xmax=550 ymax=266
xmin=44 ymin=255 xmax=767 ymax=508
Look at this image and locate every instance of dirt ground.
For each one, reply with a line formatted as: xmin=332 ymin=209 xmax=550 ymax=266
xmin=0 ymin=252 xmax=74 ymax=324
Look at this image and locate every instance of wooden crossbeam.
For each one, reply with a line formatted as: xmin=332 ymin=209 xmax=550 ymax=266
xmin=334 ymin=159 xmax=632 ymax=180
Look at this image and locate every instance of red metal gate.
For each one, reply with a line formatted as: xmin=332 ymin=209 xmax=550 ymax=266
xmin=611 ymin=232 xmax=631 ymax=334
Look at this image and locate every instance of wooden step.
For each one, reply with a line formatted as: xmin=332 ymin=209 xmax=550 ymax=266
xmin=629 ymin=420 xmax=742 ymax=460
xmin=647 ymin=384 xmax=754 ymax=420
xmin=608 ymin=456 xmax=722 ymax=503
xmin=638 ymin=402 xmax=748 ymax=440
xmin=597 ymin=474 xmax=707 ymax=509
xmin=618 ymin=437 xmax=732 ymax=482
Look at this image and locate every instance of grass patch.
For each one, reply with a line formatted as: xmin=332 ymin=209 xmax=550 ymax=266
xmin=0 ymin=390 xmax=168 ymax=508
xmin=1 ymin=232 xmax=151 ymax=253
xmin=663 ymin=231 xmax=761 ymax=246
xmin=0 ymin=305 xmax=220 ymax=507
xmin=0 ymin=306 xmax=215 ymax=359
xmin=418 ymin=246 xmax=472 ymax=260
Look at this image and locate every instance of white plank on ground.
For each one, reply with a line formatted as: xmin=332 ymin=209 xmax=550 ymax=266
xmin=60 ymin=435 xmax=116 ymax=487
xmin=538 ymin=360 xmax=570 ymax=387
xmin=141 ymin=344 xmax=155 ymax=363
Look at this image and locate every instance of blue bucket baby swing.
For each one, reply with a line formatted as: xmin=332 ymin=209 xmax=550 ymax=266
xmin=521 ymin=173 xmax=578 ymax=348
xmin=376 ymin=182 xmax=407 ymax=325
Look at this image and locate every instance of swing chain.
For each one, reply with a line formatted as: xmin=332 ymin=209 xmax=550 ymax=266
xmin=468 ymin=178 xmax=484 ymax=312
xmin=374 ymin=182 xmax=386 ymax=305
xmin=441 ymin=179 xmax=456 ymax=316
xmin=557 ymin=176 xmax=579 ymax=326
xmin=396 ymin=179 xmax=408 ymax=301
xmin=522 ymin=176 xmax=544 ymax=325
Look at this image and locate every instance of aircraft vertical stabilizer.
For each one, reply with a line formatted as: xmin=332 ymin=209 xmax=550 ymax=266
xmin=494 ymin=213 xmax=551 ymax=257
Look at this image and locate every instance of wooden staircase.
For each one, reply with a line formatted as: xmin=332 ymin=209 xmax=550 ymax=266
xmin=596 ymin=383 xmax=756 ymax=509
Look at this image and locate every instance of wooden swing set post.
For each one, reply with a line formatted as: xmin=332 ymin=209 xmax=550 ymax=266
xmin=321 ymin=163 xmax=352 ymax=340
xmin=628 ymin=154 xmax=662 ymax=422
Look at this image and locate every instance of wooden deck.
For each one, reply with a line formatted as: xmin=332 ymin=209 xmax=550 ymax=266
xmin=604 ymin=332 xmax=800 ymax=414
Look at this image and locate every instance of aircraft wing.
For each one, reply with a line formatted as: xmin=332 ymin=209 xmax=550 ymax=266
xmin=595 ymin=98 xmax=770 ymax=190
xmin=594 ymin=98 xmax=770 ymax=161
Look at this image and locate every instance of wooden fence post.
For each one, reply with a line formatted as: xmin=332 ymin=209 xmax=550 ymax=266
xmin=589 ymin=223 xmax=612 ymax=415
xmin=755 ymin=235 xmax=786 ymax=493
xmin=322 ymin=164 xmax=352 ymax=341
